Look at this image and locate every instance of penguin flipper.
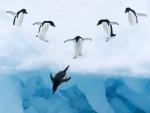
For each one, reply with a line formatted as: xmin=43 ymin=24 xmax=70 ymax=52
xmin=61 ymin=77 xmax=71 ymax=83
xmin=39 ymin=37 xmax=49 ymax=42
xmin=50 ymin=73 xmax=54 ymax=82
xmin=110 ymin=22 xmax=119 ymax=25
xmin=64 ymin=39 xmax=74 ymax=43
xmin=6 ymin=11 xmax=16 ymax=16
xmin=136 ymin=13 xmax=147 ymax=17
xmin=83 ymin=38 xmax=93 ymax=41
xmin=33 ymin=22 xmax=42 ymax=25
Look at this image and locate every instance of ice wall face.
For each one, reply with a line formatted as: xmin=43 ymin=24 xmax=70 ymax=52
xmin=19 ymin=71 xmax=97 ymax=113
xmin=105 ymin=79 xmax=147 ymax=113
xmin=3 ymin=70 xmax=149 ymax=113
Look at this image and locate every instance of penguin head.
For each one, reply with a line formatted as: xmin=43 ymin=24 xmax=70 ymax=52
xmin=21 ymin=9 xmax=28 ymax=14
xmin=125 ymin=7 xmax=131 ymax=13
xmin=75 ymin=36 xmax=82 ymax=42
xmin=48 ymin=21 xmax=55 ymax=27
xmin=97 ymin=19 xmax=109 ymax=26
xmin=97 ymin=20 xmax=103 ymax=26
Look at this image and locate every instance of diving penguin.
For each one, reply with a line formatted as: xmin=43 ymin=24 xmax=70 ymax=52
xmin=33 ymin=21 xmax=55 ymax=42
xmin=125 ymin=7 xmax=147 ymax=25
xmin=6 ymin=9 xmax=28 ymax=26
xmin=50 ymin=65 xmax=71 ymax=94
xmin=97 ymin=19 xmax=119 ymax=42
xmin=64 ymin=36 xmax=93 ymax=59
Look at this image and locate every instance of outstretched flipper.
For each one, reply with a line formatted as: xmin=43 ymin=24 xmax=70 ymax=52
xmin=136 ymin=13 xmax=147 ymax=17
xmin=110 ymin=22 xmax=119 ymax=25
xmin=39 ymin=37 xmax=49 ymax=42
xmin=50 ymin=73 xmax=54 ymax=82
xmin=64 ymin=39 xmax=74 ymax=43
xmin=33 ymin=22 xmax=42 ymax=25
xmin=6 ymin=11 xmax=16 ymax=16
xmin=60 ymin=76 xmax=71 ymax=83
xmin=83 ymin=38 xmax=93 ymax=41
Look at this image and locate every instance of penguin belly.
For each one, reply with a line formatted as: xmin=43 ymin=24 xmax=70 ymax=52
xmin=38 ymin=23 xmax=49 ymax=38
xmin=74 ymin=39 xmax=83 ymax=57
xmin=16 ymin=13 xmax=24 ymax=26
xmin=102 ymin=22 xmax=111 ymax=36
xmin=128 ymin=12 xmax=137 ymax=25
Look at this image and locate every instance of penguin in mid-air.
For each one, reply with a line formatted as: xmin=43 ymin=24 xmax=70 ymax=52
xmin=125 ymin=7 xmax=147 ymax=25
xmin=33 ymin=21 xmax=55 ymax=42
xmin=50 ymin=65 xmax=71 ymax=94
xmin=6 ymin=9 xmax=28 ymax=26
xmin=64 ymin=36 xmax=93 ymax=59
xmin=97 ymin=19 xmax=119 ymax=42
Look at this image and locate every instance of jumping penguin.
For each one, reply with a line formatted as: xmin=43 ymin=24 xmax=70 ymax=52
xmin=64 ymin=36 xmax=93 ymax=59
xmin=97 ymin=19 xmax=119 ymax=42
xmin=33 ymin=21 xmax=55 ymax=42
xmin=50 ymin=65 xmax=71 ymax=94
xmin=125 ymin=7 xmax=147 ymax=25
xmin=6 ymin=9 xmax=27 ymax=26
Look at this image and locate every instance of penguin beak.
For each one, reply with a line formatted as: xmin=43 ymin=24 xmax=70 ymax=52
xmin=97 ymin=22 xmax=101 ymax=26
xmin=97 ymin=22 xmax=99 ymax=26
xmin=63 ymin=65 xmax=70 ymax=73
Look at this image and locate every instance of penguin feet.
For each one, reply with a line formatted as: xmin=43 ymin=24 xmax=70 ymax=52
xmin=106 ymin=37 xmax=110 ymax=42
xmin=111 ymin=34 xmax=116 ymax=37
xmin=79 ymin=54 xmax=82 ymax=56
xmin=73 ymin=56 xmax=77 ymax=59
xmin=73 ymin=54 xmax=82 ymax=59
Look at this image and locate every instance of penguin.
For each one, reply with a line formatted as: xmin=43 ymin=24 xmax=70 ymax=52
xmin=97 ymin=19 xmax=119 ymax=42
xmin=33 ymin=21 xmax=55 ymax=42
xmin=125 ymin=7 xmax=147 ymax=25
xmin=50 ymin=65 xmax=71 ymax=94
xmin=64 ymin=36 xmax=92 ymax=59
xmin=6 ymin=9 xmax=27 ymax=26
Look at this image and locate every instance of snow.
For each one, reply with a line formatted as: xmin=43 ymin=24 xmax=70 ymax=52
xmin=0 ymin=0 xmax=150 ymax=113
xmin=0 ymin=0 xmax=150 ymax=75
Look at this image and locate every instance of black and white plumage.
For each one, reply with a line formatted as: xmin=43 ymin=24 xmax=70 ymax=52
xmin=64 ymin=36 xmax=92 ymax=59
xmin=50 ymin=65 xmax=71 ymax=94
xmin=97 ymin=19 xmax=119 ymax=42
xmin=6 ymin=9 xmax=28 ymax=26
xmin=33 ymin=21 xmax=55 ymax=42
xmin=125 ymin=7 xmax=147 ymax=25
